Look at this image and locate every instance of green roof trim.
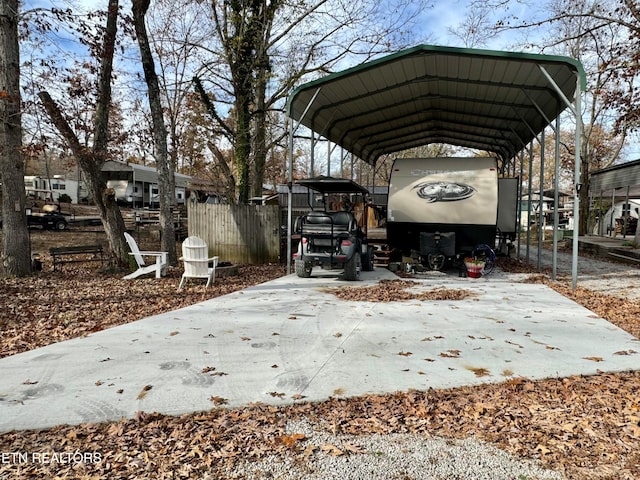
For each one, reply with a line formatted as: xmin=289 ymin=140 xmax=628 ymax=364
xmin=287 ymin=45 xmax=586 ymax=114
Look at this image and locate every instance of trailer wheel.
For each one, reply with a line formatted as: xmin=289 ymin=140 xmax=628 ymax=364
xmin=427 ymin=253 xmax=446 ymax=271
xmin=472 ymin=244 xmax=496 ymax=275
xmin=295 ymin=259 xmax=312 ymax=278
xmin=344 ymin=251 xmax=361 ymax=281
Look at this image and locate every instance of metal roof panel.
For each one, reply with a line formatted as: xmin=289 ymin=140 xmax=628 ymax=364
xmin=287 ymin=44 xmax=585 ymax=167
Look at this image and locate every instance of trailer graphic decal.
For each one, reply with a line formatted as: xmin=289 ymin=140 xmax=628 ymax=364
xmin=412 ymin=181 xmax=475 ymax=203
xmin=388 ymin=157 xmax=498 ymax=226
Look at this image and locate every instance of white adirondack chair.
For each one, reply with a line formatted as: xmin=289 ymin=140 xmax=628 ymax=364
xmin=178 ymin=236 xmax=219 ymax=289
xmin=123 ymin=232 xmax=168 ymax=280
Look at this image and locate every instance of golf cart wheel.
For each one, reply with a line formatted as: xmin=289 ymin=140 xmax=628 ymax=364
xmin=344 ymin=251 xmax=361 ymax=281
xmin=54 ymin=220 xmax=68 ymax=230
xmin=295 ymin=259 xmax=312 ymax=278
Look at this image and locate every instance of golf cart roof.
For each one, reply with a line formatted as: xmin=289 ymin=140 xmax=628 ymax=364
xmin=295 ymin=176 xmax=369 ymax=194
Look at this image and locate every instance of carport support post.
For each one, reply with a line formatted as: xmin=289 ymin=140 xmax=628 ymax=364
xmin=538 ymin=129 xmax=545 ymax=271
xmin=286 ymin=87 xmax=322 ymax=274
xmin=287 ymin=119 xmax=294 ymax=274
xmin=517 ymin=150 xmax=525 ymax=260
xmin=526 ymin=143 xmax=534 ymax=264
xmin=571 ymin=79 xmax=582 ymax=290
xmin=539 ymin=66 xmax=582 ymax=289
xmin=552 ymin=116 xmax=561 ymax=280
xmin=310 ymin=130 xmax=316 ymax=177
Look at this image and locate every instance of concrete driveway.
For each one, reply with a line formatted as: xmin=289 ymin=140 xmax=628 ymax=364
xmin=1 ymin=268 xmax=638 ymax=433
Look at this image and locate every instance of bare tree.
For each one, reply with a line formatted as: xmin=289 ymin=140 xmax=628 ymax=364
xmin=461 ymin=0 xmax=630 ymax=236
xmin=132 ymin=0 xmax=177 ymax=265
xmin=38 ymin=0 xmax=130 ymax=268
xmin=0 ymin=0 xmax=31 ymax=276
xmin=191 ymin=0 xmax=429 ymax=203
xmin=448 ymin=4 xmax=501 ymax=48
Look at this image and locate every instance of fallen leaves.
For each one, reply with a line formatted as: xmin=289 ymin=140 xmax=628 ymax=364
xmin=439 ymin=349 xmax=462 ymax=358
xmin=614 ymin=349 xmax=638 ymax=355
xmin=520 ymin=270 xmax=640 ymax=341
xmin=0 ymin=263 xmax=286 ymax=359
xmin=4 ymin=372 xmax=640 ymax=479
xmin=465 ymin=366 xmax=491 ymax=377
xmin=320 ymin=443 xmax=344 ymax=456
xmin=327 ymin=279 xmax=474 ymax=302
xmin=276 ymin=433 xmax=306 ymax=448
xmin=583 ymin=356 xmax=604 ymax=362
xmin=136 ymin=385 xmax=153 ymax=400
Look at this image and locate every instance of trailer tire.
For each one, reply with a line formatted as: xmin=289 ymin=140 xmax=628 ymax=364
xmin=472 ymin=244 xmax=496 ymax=275
xmin=427 ymin=252 xmax=446 ymax=271
xmin=295 ymin=259 xmax=312 ymax=278
xmin=344 ymin=251 xmax=361 ymax=281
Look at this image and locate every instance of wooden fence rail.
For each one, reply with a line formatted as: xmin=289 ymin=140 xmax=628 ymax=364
xmin=187 ymin=202 xmax=281 ymax=264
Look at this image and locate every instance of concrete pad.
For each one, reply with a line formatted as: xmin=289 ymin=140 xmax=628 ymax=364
xmin=0 ymin=269 xmax=638 ymax=433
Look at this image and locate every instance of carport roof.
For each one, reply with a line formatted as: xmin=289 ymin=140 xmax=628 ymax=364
xmin=286 ymin=44 xmax=585 ymax=166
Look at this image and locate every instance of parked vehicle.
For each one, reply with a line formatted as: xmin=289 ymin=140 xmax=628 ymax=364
xmin=293 ymin=176 xmax=374 ymax=280
xmin=0 ymin=210 xmax=68 ymax=231
xmin=387 ymin=157 xmax=517 ymax=270
xmin=28 ymin=211 xmax=68 ymax=230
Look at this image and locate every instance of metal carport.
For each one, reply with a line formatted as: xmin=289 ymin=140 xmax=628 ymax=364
xmin=285 ymin=44 xmax=586 ymax=286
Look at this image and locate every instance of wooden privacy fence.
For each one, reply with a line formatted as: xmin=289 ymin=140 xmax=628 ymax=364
xmin=187 ymin=202 xmax=281 ymax=264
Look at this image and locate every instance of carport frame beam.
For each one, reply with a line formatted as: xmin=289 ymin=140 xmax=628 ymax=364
xmin=539 ymin=65 xmax=583 ymax=289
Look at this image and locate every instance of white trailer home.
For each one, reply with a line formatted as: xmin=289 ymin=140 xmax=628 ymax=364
xmin=24 ymin=175 xmax=84 ymax=203
xmin=592 ymin=200 xmax=640 ymax=237
xmin=387 ymin=157 xmax=518 ymax=262
xmin=102 ymin=160 xmax=192 ymax=207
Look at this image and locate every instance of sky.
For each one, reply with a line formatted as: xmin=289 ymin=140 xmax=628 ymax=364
xmin=20 ymin=0 xmax=640 ymax=162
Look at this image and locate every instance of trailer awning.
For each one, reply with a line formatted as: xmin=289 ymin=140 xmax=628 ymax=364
xmin=286 ymin=44 xmax=585 ymax=166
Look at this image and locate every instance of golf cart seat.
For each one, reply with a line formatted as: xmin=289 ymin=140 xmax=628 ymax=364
xmin=301 ymin=211 xmax=356 ymax=234
xmin=331 ymin=211 xmax=357 ymax=232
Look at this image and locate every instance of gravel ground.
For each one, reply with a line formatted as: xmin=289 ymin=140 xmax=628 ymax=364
xmin=516 ymin=240 xmax=640 ymax=300
xmin=224 ymin=420 xmax=565 ymax=480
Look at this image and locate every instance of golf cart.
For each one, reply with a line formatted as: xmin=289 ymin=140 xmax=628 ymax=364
xmin=293 ymin=176 xmax=374 ymax=280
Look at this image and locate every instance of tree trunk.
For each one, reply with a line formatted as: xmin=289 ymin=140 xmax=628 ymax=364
xmin=132 ymin=0 xmax=177 ymax=265
xmin=0 ymin=0 xmax=31 ymax=276
xmin=252 ymin=64 xmax=267 ymax=198
xmin=578 ymin=146 xmax=590 ymax=236
xmin=38 ymin=91 xmax=130 ymax=267
xmin=37 ymin=0 xmax=130 ymax=269
xmin=235 ymin=91 xmax=252 ymax=204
